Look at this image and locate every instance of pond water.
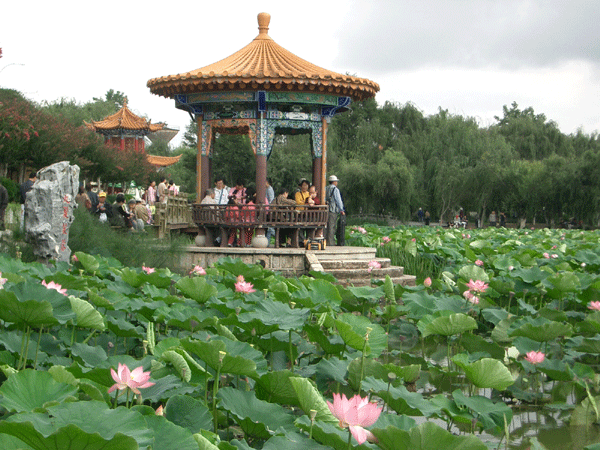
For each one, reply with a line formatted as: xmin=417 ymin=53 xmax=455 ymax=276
xmin=398 ymin=336 xmax=600 ymax=450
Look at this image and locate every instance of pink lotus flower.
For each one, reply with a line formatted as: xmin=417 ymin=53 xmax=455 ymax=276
xmin=508 ymin=266 xmax=514 ymax=271
xmin=475 ymin=259 xmax=484 ymax=267
xmin=411 ymin=238 xmax=416 ymax=242
xmin=552 ymin=245 xmax=557 ymax=249
xmin=551 ymin=254 xmax=558 ymax=259
xmin=0 ymin=273 xmax=6 ymax=289
xmin=382 ymin=236 xmax=391 ymax=243
xmin=327 ymin=393 xmax=382 ymax=444
xmin=71 ymin=254 xmax=79 ymax=263
xmin=424 ymin=277 xmax=432 ymax=287
xmin=588 ymin=301 xmax=600 ymax=311
xmin=463 ymin=290 xmax=480 ymax=305
xmin=357 ymin=227 xmax=367 ymax=234
xmin=367 ymin=260 xmax=381 ymax=273
xmin=155 ymin=405 xmax=164 ymax=416
xmin=524 ymin=351 xmax=545 ymax=365
xmin=582 ymin=263 xmax=587 ymax=268
xmin=543 ymin=253 xmax=550 ymax=259
xmin=108 ymin=363 xmax=155 ymax=395
xmin=235 ymin=276 xmax=256 ymax=293
xmin=466 ymin=279 xmax=488 ymax=294
xmin=142 ymin=266 xmax=155 ymax=274
xmin=42 ymin=280 xmax=67 ymax=296
xmin=190 ymin=265 xmax=206 ymax=275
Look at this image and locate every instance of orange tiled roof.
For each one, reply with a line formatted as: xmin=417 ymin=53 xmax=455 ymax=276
xmin=85 ymin=101 xmax=164 ymax=132
xmin=147 ymin=154 xmax=183 ymax=167
xmin=147 ymin=13 xmax=379 ymax=101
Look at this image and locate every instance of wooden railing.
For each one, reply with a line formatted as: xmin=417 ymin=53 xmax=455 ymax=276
xmin=154 ymin=194 xmax=194 ymax=238
xmin=192 ymin=204 xmax=328 ymax=247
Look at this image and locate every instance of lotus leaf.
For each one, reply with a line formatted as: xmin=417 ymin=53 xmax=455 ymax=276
xmin=217 ymin=387 xmax=295 ymax=439
xmin=255 ymin=370 xmax=301 ymax=406
xmin=422 ymin=312 xmax=477 ymax=338
xmin=164 ymin=394 xmax=212 ymax=433
xmin=509 ymin=317 xmax=573 ymax=342
xmin=74 ymin=252 xmax=99 ymax=273
xmin=68 ymin=297 xmax=105 ymax=330
xmin=334 ymin=313 xmax=387 ymax=357
xmin=0 ymin=369 xmax=78 ymax=413
xmin=361 ymin=377 xmax=441 ymax=417
xmin=453 ymin=389 xmax=513 ymax=432
xmin=393 ymin=421 xmax=487 ymax=450
xmin=175 ymin=277 xmax=218 ymax=304
xmin=452 ymin=356 xmax=514 ymax=390
xmin=289 ymin=377 xmax=337 ymax=424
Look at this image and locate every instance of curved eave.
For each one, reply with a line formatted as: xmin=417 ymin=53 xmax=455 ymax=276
xmin=147 ymin=154 xmax=183 ymax=167
xmin=147 ymin=76 xmax=379 ymax=102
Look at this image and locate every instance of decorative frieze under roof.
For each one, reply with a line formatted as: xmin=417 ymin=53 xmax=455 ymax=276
xmin=147 ymin=13 xmax=379 ymax=102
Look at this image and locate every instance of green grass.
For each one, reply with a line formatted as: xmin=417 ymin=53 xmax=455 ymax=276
xmin=376 ymin=244 xmax=446 ymax=280
xmin=62 ymin=207 xmax=192 ymax=270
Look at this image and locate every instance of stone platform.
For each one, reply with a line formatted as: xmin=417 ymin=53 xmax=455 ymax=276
xmin=180 ymin=245 xmax=417 ymax=287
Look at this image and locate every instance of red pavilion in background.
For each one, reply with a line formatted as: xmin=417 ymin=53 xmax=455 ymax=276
xmin=85 ymin=100 xmax=182 ymax=168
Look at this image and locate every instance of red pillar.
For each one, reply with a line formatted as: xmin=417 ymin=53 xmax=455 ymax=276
xmin=313 ymin=156 xmax=322 ymax=199
xmin=256 ymin=154 xmax=266 ymax=204
xmin=120 ymin=136 xmax=125 ymax=151
xmin=196 ymin=117 xmax=202 ymax=201
xmin=320 ymin=118 xmax=328 ymax=202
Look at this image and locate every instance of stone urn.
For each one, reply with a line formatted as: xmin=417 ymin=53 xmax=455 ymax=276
xmin=252 ymin=234 xmax=269 ymax=248
xmin=195 ymin=232 xmax=206 ymax=247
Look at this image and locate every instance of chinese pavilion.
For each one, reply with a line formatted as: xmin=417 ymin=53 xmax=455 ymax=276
xmin=147 ymin=12 xmax=378 ymax=202
xmin=85 ymin=101 xmax=182 ymax=168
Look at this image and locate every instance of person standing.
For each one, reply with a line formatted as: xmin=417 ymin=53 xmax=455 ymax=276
xmin=20 ymin=172 xmax=36 ymax=231
xmin=157 ymin=177 xmax=168 ymax=203
xmin=325 ymin=175 xmax=345 ymax=246
xmin=146 ymin=181 xmax=157 ymax=207
xmin=0 ymin=182 xmax=8 ymax=231
xmin=87 ymin=182 xmax=99 ymax=211
xmin=489 ymin=210 xmax=497 ymax=227
xmin=214 ymin=178 xmax=230 ymax=205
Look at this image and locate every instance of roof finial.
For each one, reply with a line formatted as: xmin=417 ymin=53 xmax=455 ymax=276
xmin=257 ymin=12 xmax=270 ymax=35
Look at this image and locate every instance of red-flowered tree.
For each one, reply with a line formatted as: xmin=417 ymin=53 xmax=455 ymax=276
xmin=0 ymin=89 xmax=154 ymax=185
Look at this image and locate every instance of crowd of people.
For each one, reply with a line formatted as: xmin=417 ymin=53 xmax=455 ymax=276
xmin=70 ymin=177 xmax=183 ymax=233
xmin=6 ymin=170 xmax=348 ymax=244
xmin=200 ymin=175 xmax=345 ymax=247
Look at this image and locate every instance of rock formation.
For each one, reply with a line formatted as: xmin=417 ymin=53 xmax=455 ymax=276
xmin=25 ymin=162 xmax=80 ymax=262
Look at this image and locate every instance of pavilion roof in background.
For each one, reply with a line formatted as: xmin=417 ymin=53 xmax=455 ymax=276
xmin=147 ymin=12 xmax=379 ymax=102
xmin=85 ymin=100 xmax=165 ymax=133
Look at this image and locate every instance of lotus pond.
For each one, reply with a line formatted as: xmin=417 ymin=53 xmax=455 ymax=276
xmin=0 ymin=225 xmax=600 ymax=450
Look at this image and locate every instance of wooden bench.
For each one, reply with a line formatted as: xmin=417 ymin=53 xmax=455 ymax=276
xmin=192 ymin=204 xmax=328 ymax=248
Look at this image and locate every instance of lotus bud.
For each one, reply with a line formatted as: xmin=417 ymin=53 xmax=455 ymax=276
xmin=290 ymin=302 xmax=296 ymax=309
xmin=218 ymin=351 xmax=226 ymax=363
xmin=142 ymin=340 xmax=148 ymax=355
xmin=365 ymin=327 xmax=373 ymax=340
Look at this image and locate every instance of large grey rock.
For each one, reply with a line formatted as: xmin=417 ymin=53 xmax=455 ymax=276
xmin=25 ymin=162 xmax=80 ymax=262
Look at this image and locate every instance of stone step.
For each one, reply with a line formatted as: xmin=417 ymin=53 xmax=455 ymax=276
xmin=325 ymin=266 xmax=405 ymax=280
xmin=337 ymin=274 xmax=417 ymax=287
xmin=312 ymin=247 xmax=376 ymax=261
xmin=319 ymin=258 xmax=391 ymax=270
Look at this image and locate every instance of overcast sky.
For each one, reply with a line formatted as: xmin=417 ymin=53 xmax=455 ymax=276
xmin=2 ymin=0 xmax=598 ymax=146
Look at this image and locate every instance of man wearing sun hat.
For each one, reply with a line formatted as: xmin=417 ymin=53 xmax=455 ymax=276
xmin=325 ymin=175 xmax=345 ymax=246
xmin=93 ymin=191 xmax=111 ymax=223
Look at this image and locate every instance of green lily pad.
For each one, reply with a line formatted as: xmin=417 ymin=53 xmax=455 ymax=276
xmin=164 ymin=395 xmax=213 ymax=433
xmin=422 ymin=313 xmax=477 ymax=338
xmin=0 ymin=369 xmax=78 ymax=413
xmin=334 ymin=313 xmax=387 ymax=357
xmin=509 ymin=317 xmax=573 ymax=342
xmin=452 ymin=355 xmax=514 ymax=390
xmin=217 ymin=387 xmax=295 ymax=439
xmin=68 ymin=297 xmax=105 ymax=330
xmin=175 ymin=277 xmax=218 ymax=304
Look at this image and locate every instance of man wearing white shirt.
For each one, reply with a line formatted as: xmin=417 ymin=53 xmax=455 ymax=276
xmin=214 ymin=178 xmax=230 ymax=205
